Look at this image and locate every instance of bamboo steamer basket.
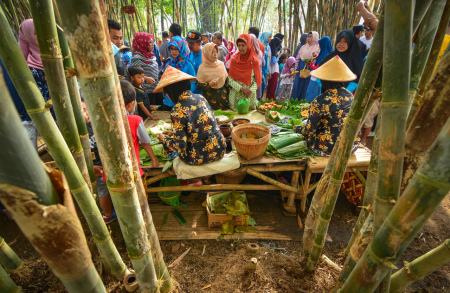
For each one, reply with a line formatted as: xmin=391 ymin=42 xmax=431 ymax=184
xmin=231 ymin=123 xmax=271 ymax=160
xmin=215 ymin=168 xmax=247 ymax=184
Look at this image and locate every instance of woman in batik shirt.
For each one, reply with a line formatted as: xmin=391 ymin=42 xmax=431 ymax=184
xmin=155 ymin=68 xmax=226 ymax=165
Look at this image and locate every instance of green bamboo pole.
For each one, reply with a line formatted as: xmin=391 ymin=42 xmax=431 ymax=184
xmin=344 ymin=122 xmax=380 ymax=257
xmin=339 ymin=117 xmax=450 ymax=293
xmin=0 ymin=236 xmax=22 ymax=273
xmin=389 ymin=239 xmax=450 ymax=293
xmin=0 ymin=265 xmax=20 ymax=293
xmin=55 ymin=0 xmax=158 ymax=291
xmin=304 ymin=13 xmax=385 ymax=271
xmin=373 ymin=2 xmax=413 ymax=291
xmin=97 ymin=2 xmax=172 ymax=290
xmin=56 ymin=25 xmax=97 ymax=196
xmin=411 ymin=0 xmax=432 ymax=34
xmin=402 ymin=49 xmax=450 ymax=191
xmin=406 ymin=0 xmax=446 ymax=126
xmin=0 ymin=70 xmax=106 ymax=293
xmin=414 ymin=0 xmax=450 ymax=117
xmin=28 ymin=0 xmax=92 ymax=191
xmin=0 ymin=7 xmax=130 ymax=281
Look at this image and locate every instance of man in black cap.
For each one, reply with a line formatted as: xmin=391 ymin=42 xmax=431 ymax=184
xmin=361 ymin=26 xmax=374 ymax=50
xmin=186 ymin=30 xmax=203 ymax=94
xmin=201 ymin=32 xmax=211 ymax=46
xmin=353 ymin=24 xmax=367 ymax=58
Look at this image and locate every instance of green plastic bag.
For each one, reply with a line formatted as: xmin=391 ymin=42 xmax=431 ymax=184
xmin=237 ymin=98 xmax=250 ymax=114
xmin=158 ymin=176 xmax=181 ymax=206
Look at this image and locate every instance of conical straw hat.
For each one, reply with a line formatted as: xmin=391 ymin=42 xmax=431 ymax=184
xmin=310 ymin=56 xmax=357 ymax=82
xmin=153 ymin=65 xmax=197 ymax=93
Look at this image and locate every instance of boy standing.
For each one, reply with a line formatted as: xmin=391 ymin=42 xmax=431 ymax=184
xmin=128 ymin=65 xmax=161 ymax=121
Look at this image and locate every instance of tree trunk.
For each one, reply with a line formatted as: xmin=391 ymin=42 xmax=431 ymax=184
xmin=0 ymin=69 xmax=106 ymax=293
xmin=55 ymin=1 xmax=158 ymax=291
xmin=389 ymin=239 xmax=450 ymax=293
xmin=339 ymin=118 xmax=450 ymax=293
xmin=0 ymin=236 xmax=22 ymax=273
xmin=304 ymin=12 xmax=385 ymax=271
xmin=0 ymin=6 xmax=130 ymax=282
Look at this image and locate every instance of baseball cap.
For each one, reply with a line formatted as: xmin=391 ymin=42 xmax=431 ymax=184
xmin=186 ymin=30 xmax=202 ymax=42
xmin=364 ymin=26 xmax=374 ymax=31
xmin=352 ymin=24 xmax=364 ymax=34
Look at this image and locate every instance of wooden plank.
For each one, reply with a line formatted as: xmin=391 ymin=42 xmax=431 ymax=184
xmin=238 ymin=153 xmax=307 ymax=165
xmin=156 ymin=229 xmax=293 ymax=241
xmin=308 ymin=146 xmax=372 ymax=173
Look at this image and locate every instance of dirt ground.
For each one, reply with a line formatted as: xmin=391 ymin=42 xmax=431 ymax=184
xmin=1 ymin=140 xmax=449 ymax=292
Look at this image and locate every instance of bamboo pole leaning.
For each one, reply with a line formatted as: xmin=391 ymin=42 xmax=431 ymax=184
xmin=401 ymin=49 xmax=450 ymax=191
xmin=0 ymin=7 xmax=130 ymax=282
xmin=389 ymin=239 xmax=450 ymax=293
xmin=406 ymin=0 xmax=446 ymax=126
xmin=28 ymin=0 xmax=92 ymax=191
xmin=339 ymin=117 xmax=450 ymax=293
xmin=96 ymin=1 xmax=172 ymax=290
xmin=0 ymin=265 xmax=20 ymax=293
xmin=411 ymin=0 xmax=432 ymax=35
xmin=0 ymin=70 xmax=106 ymax=293
xmin=54 ymin=1 xmax=158 ymax=291
xmin=303 ymin=11 xmax=385 ymax=271
xmin=0 ymin=236 xmax=22 ymax=273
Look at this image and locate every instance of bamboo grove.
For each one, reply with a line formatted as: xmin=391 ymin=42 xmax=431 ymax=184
xmin=1 ymin=0 xmax=381 ymax=49
xmin=0 ymin=0 xmax=449 ymax=292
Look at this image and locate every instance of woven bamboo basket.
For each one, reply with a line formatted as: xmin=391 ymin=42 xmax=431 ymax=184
xmin=231 ymin=123 xmax=271 ymax=160
xmin=215 ymin=168 xmax=247 ymax=184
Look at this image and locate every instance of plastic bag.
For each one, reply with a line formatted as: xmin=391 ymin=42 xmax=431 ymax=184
xmin=237 ymin=98 xmax=250 ymax=114
xmin=158 ymin=176 xmax=181 ymax=206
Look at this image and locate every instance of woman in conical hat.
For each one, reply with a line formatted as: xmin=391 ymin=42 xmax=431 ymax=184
xmin=294 ymin=56 xmax=360 ymax=157
xmin=154 ymin=66 xmax=227 ymax=169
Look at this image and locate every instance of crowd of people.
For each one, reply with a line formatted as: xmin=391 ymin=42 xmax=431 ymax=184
xmin=2 ymin=1 xmax=381 ymax=221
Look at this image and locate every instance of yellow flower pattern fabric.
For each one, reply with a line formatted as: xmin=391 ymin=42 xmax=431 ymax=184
xmin=196 ymin=78 xmax=230 ymax=110
xmin=162 ymin=91 xmax=227 ymax=165
xmin=298 ymin=87 xmax=360 ymax=156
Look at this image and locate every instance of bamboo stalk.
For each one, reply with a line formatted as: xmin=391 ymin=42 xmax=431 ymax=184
xmin=56 ymin=25 xmax=97 ymax=196
xmin=55 ymin=1 xmax=159 ymax=291
xmin=339 ymin=117 xmax=450 ymax=293
xmin=0 ymin=69 xmax=106 ymax=293
xmin=411 ymin=0 xmax=432 ymax=35
xmin=0 ymin=236 xmax=22 ymax=273
xmin=406 ymin=0 xmax=446 ymax=126
xmin=402 ymin=49 xmax=450 ymax=191
xmin=29 ymin=0 xmax=92 ymax=191
xmin=0 ymin=265 xmax=20 ymax=293
xmin=247 ymin=168 xmax=298 ymax=193
xmin=0 ymin=5 xmax=130 ymax=282
xmin=389 ymin=239 xmax=450 ymax=293
xmin=304 ymin=12 xmax=385 ymax=271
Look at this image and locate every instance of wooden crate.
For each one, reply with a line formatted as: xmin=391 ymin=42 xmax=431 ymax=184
xmin=206 ymin=191 xmax=249 ymax=228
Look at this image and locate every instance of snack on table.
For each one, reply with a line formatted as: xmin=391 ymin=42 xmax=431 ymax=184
xmin=258 ymin=101 xmax=282 ymax=111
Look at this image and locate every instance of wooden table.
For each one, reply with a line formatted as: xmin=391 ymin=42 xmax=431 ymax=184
xmin=142 ymin=111 xmax=372 ymax=215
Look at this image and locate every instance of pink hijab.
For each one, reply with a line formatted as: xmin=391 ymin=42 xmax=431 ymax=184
xmin=297 ymin=31 xmax=320 ymax=60
xmin=282 ymin=57 xmax=296 ymax=74
xmin=19 ymin=19 xmax=44 ymax=70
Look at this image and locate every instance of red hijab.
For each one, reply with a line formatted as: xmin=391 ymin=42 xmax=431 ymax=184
xmin=132 ymin=32 xmax=155 ymax=59
xmin=229 ymin=34 xmax=262 ymax=87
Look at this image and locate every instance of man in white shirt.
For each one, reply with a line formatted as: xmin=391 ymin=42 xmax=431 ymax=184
xmin=360 ymin=27 xmax=374 ymax=50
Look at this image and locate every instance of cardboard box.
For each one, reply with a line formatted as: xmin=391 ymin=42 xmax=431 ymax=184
xmin=206 ymin=191 xmax=249 ymax=228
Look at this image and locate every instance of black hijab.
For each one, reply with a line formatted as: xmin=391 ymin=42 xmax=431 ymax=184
xmin=274 ymin=33 xmax=284 ymax=41
xmin=293 ymin=33 xmax=309 ymax=58
xmin=319 ymin=30 xmax=364 ymax=82
xmin=269 ymin=37 xmax=282 ymax=57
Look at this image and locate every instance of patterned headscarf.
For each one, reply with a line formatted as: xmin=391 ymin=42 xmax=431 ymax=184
xmin=166 ymin=36 xmax=189 ymax=70
xmin=132 ymin=32 xmax=155 ymax=59
xmin=260 ymin=32 xmax=272 ymax=47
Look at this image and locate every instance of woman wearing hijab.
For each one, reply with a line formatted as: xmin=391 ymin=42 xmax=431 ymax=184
xmin=259 ymin=32 xmax=272 ymax=99
xmin=131 ymin=32 xmax=163 ymax=105
xmin=228 ymin=34 xmax=262 ymax=112
xmin=278 ymin=56 xmax=296 ymax=101
xmin=224 ymin=41 xmax=236 ymax=70
xmin=293 ymin=33 xmax=309 ymax=59
xmin=305 ymin=36 xmax=334 ymax=102
xmin=319 ymin=30 xmax=364 ymax=87
xmin=249 ymin=34 xmax=265 ymax=100
xmin=266 ymin=37 xmax=282 ymax=100
xmin=273 ymin=33 xmax=285 ymax=54
xmin=162 ymin=36 xmax=197 ymax=110
xmin=291 ymin=31 xmax=320 ymax=100
xmin=19 ymin=19 xmax=56 ymax=121
xmin=196 ymin=43 xmax=230 ymax=110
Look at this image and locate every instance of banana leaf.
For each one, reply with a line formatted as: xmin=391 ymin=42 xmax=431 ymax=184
xmin=268 ymin=133 xmax=303 ymax=150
